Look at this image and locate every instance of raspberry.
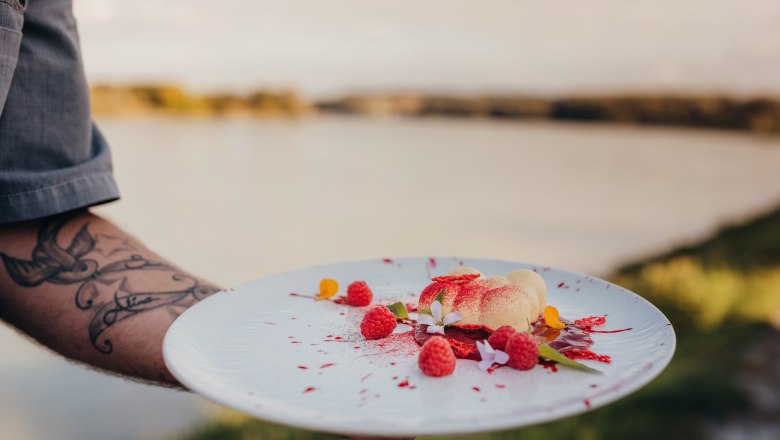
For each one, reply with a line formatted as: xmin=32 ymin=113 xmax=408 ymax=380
xmin=504 ymin=332 xmax=539 ymax=370
xmin=418 ymin=336 xmax=456 ymax=377
xmin=360 ymin=306 xmax=396 ymax=340
xmin=347 ymin=281 xmax=373 ymax=307
xmin=487 ymin=325 xmax=516 ymax=351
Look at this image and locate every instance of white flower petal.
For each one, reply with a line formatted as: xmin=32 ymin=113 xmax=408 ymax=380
xmin=478 ymin=359 xmax=494 ymax=372
xmin=494 ymin=350 xmax=510 ymax=365
xmin=476 ymin=341 xmax=488 ymax=359
xmin=426 ymin=325 xmax=445 ymax=335
xmin=442 ymin=311 xmax=462 ymax=326
xmin=416 ymin=314 xmax=436 ymax=326
xmin=431 ymin=300 xmax=443 ymax=321
xmin=482 ymin=339 xmax=495 ymax=354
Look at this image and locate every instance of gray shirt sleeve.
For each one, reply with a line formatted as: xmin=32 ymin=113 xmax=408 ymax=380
xmin=0 ymin=0 xmax=120 ymax=224
xmin=0 ymin=0 xmax=23 ymax=117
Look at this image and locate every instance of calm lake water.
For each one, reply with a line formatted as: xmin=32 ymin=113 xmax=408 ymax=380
xmin=2 ymin=116 xmax=780 ymax=440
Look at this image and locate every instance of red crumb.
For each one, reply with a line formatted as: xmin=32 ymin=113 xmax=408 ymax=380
xmin=303 ymin=387 xmax=317 ymax=393
xmin=320 ymin=363 xmax=336 ymax=369
xmin=448 ymin=338 xmax=478 ymax=359
xmin=398 ymin=379 xmax=410 ymax=388
xmin=584 ymin=399 xmax=591 ymax=408
xmin=573 ymin=316 xmax=607 ymax=329
xmin=382 ymin=258 xmax=394 ymax=263
xmin=363 ymin=330 xmax=419 ymax=358
xmin=297 ymin=366 xmax=308 ymax=369
xmin=430 ymin=273 xmax=480 ymax=284
xmin=564 ymin=349 xmax=611 ymax=363
xmin=495 ymin=384 xmax=506 ymax=389
xmin=541 ymin=360 xmax=559 ymax=372
xmin=472 ymin=387 xmax=481 ymax=392
xmin=428 ymin=257 xmax=437 ymax=268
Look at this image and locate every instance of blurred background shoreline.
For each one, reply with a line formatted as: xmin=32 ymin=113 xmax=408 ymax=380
xmin=91 ymin=84 xmax=780 ymax=134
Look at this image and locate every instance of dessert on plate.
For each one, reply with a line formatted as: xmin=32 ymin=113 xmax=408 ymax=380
xmin=306 ymin=263 xmax=625 ymax=378
xmin=418 ymin=266 xmax=547 ymax=332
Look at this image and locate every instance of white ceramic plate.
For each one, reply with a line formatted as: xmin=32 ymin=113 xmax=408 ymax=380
xmin=163 ymin=257 xmax=675 ymax=438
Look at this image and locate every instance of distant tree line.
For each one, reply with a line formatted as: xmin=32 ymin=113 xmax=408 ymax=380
xmin=91 ymin=84 xmax=780 ymax=133
xmin=319 ymin=94 xmax=780 ymax=133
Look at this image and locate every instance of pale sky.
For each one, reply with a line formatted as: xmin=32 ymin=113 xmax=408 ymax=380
xmin=73 ymin=0 xmax=780 ymax=98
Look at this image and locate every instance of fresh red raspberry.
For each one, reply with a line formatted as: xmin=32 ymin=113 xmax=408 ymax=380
xmin=360 ymin=306 xmax=396 ymax=340
xmin=347 ymin=281 xmax=373 ymax=307
xmin=487 ymin=325 xmax=516 ymax=351
xmin=418 ymin=336 xmax=456 ymax=377
xmin=504 ymin=332 xmax=539 ymax=370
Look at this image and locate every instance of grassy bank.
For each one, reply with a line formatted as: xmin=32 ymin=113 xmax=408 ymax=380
xmin=175 ymin=204 xmax=780 ymax=440
xmin=91 ymin=85 xmax=312 ymax=117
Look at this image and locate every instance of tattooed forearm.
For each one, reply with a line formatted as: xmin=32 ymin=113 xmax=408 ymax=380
xmin=86 ymin=273 xmax=217 ymax=353
xmin=1 ymin=213 xmax=219 ymax=355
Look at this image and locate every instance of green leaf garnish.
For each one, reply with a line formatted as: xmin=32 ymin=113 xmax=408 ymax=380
xmin=434 ymin=288 xmax=446 ymax=304
xmin=387 ymin=302 xmax=409 ymax=320
xmin=538 ymin=345 xmax=602 ymax=374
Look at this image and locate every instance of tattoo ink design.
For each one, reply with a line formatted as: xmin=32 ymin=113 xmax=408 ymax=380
xmin=1 ymin=216 xmax=98 ymax=286
xmin=1 ymin=214 xmax=219 ymax=354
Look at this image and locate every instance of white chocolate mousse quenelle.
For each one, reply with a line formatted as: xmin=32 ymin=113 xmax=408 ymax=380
xmin=418 ymin=266 xmax=547 ymax=332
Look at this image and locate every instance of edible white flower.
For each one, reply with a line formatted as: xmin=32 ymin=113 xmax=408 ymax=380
xmin=476 ymin=340 xmax=509 ymax=372
xmin=416 ymin=299 xmax=462 ymax=335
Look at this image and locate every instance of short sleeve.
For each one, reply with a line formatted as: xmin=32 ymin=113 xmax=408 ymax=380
xmin=0 ymin=0 xmax=120 ymax=224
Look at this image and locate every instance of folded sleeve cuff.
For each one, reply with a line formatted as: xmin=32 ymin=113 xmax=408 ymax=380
xmin=0 ymin=172 xmax=119 ymax=223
